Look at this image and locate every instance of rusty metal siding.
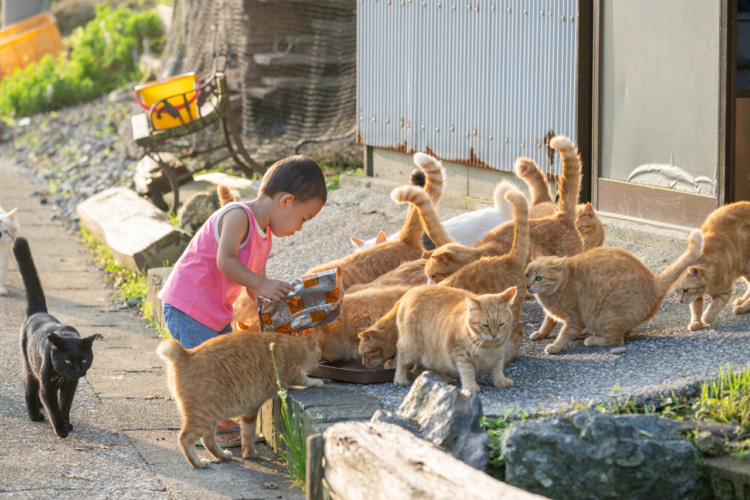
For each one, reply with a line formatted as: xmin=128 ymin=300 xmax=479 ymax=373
xmin=357 ymin=0 xmax=577 ymax=176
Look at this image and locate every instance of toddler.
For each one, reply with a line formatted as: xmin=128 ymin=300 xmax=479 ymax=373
xmin=159 ymin=155 xmax=327 ymax=446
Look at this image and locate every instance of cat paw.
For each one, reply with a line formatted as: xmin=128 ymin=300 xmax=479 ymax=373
xmin=544 ymin=344 xmax=562 ymax=355
xmin=529 ymin=331 xmax=547 ymax=341
xmin=195 ymin=458 xmax=211 ymax=469
xmin=54 ymin=428 xmax=69 ymax=439
xmin=242 ymin=445 xmax=257 ymax=460
xmin=493 ymin=377 xmax=514 ymax=389
xmin=306 ymin=378 xmax=324 ymax=388
xmin=732 ymin=305 xmax=750 ymax=315
xmin=462 ymin=384 xmax=482 ymax=393
xmin=29 ymin=414 xmax=45 ymax=422
xmin=219 ymin=449 xmax=233 ymax=461
xmin=689 ymin=320 xmax=707 ymax=331
xmin=393 ymin=377 xmax=411 ymax=387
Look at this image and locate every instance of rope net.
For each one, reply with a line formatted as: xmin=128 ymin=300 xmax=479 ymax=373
xmin=160 ymin=0 xmax=357 ymax=165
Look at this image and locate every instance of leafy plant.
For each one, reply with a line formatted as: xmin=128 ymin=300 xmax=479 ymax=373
xmin=270 ymin=342 xmax=307 ymax=487
xmin=482 ymin=409 xmax=528 ymax=469
xmin=0 ymin=4 xmax=163 ymax=116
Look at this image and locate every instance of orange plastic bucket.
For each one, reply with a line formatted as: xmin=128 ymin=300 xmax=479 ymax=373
xmin=134 ymin=73 xmax=201 ymax=130
xmin=0 ymin=12 xmax=64 ymax=80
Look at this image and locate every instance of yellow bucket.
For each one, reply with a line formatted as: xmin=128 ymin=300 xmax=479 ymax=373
xmin=0 ymin=12 xmax=64 ymax=80
xmin=134 ymin=73 xmax=201 ymax=130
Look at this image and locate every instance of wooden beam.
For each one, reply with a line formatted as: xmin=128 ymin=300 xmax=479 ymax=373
xmin=323 ymin=421 xmax=546 ymax=500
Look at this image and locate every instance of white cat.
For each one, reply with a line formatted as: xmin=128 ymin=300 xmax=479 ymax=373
xmin=0 ymin=206 xmax=19 ymax=295
xmin=351 ymin=181 xmax=517 ymax=251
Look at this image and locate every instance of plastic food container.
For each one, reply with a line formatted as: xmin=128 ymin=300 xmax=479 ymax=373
xmin=0 ymin=12 xmax=64 ymax=80
xmin=134 ymin=73 xmax=201 ymax=130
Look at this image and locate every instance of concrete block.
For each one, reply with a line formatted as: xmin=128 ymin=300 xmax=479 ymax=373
xmin=704 ymin=454 xmax=750 ymax=500
xmin=258 ymin=383 xmax=382 ymax=455
xmin=76 ymin=187 xmax=191 ymax=275
xmin=147 ymin=266 xmax=173 ymax=332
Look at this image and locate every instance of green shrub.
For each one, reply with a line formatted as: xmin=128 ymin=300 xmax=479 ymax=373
xmin=0 ymin=4 xmax=163 ymax=116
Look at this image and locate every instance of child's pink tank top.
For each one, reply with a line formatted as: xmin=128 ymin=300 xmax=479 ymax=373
xmin=159 ymin=202 xmax=272 ymax=331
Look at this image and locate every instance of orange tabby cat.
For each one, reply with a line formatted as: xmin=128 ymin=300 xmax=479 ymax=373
xmin=345 ymin=259 xmax=428 ymax=294
xmin=423 ymin=137 xmax=584 ymax=283
xmin=515 ymin=156 xmax=605 ymax=250
xmin=393 ymin=285 xmax=518 ymax=392
xmin=358 ymin=301 xmax=401 ymax=368
xmin=156 ymin=331 xmax=321 ymax=468
xmin=437 ymin=189 xmax=529 ymax=363
xmin=525 ymin=229 xmax=704 ymax=354
xmin=674 ymin=201 xmax=750 ymax=330
xmin=305 ymin=152 xmax=445 ymax=288
xmin=312 ymin=285 xmax=411 ymax=362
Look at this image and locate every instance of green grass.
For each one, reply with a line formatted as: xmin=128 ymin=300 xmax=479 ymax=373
xmin=483 ymin=365 xmax=750 ymax=471
xmin=270 ymin=342 xmax=307 ymax=488
xmin=79 ymin=225 xmax=170 ymax=338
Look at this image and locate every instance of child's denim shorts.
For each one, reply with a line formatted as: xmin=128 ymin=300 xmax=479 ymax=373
xmin=163 ymin=303 xmax=232 ymax=349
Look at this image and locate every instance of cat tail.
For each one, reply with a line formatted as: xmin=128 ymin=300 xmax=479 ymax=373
xmin=391 ymin=185 xmax=454 ymax=248
xmin=654 ymin=230 xmax=704 ymax=295
xmin=549 ymin=135 xmax=582 ymax=221
xmin=397 ymin=153 xmax=445 ymax=248
xmin=12 ymin=237 xmax=47 ymax=316
xmin=217 ymin=184 xmax=236 ymax=206
xmin=492 ymin=181 xmax=519 ymax=220
xmin=156 ymin=339 xmax=189 ymax=365
xmin=504 ymin=182 xmax=530 ymax=267
xmin=514 ymin=158 xmax=554 ymax=206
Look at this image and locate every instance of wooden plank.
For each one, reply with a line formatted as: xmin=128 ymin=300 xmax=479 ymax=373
xmin=306 ymin=434 xmax=325 ymax=500
xmin=131 ymin=113 xmax=151 ymax=145
xmin=323 ymin=421 xmax=547 ymax=500
xmin=253 ymin=52 xmax=344 ymax=66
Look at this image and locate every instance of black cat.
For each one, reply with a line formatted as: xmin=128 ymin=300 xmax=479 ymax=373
xmin=13 ymin=237 xmax=102 ymax=438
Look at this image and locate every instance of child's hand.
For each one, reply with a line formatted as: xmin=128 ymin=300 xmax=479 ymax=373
xmin=259 ymin=279 xmax=295 ymax=301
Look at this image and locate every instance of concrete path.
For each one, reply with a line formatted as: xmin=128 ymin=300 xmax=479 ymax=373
xmin=0 ymin=158 xmax=304 ymax=499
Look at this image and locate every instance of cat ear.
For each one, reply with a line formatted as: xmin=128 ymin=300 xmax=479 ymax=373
xmin=7 ymin=207 xmax=17 ymax=219
xmin=583 ymin=202 xmax=594 ymax=216
xmin=375 ymin=232 xmax=387 ymax=245
xmin=464 ymin=296 xmax=481 ymax=313
xmin=237 ymin=320 xmax=250 ymax=330
xmin=47 ymin=333 xmax=67 ymax=350
xmin=307 ymin=329 xmax=322 ymax=343
xmin=687 ymin=266 xmax=702 ymax=277
xmin=498 ymin=287 xmax=517 ymax=303
xmin=81 ymin=334 xmax=103 ymax=349
xmin=358 ymin=331 xmax=373 ymax=342
xmin=531 ymin=246 xmax=545 ymax=260
xmin=422 ymin=250 xmax=434 ymax=260
xmin=551 ymin=257 xmax=567 ymax=272
xmin=350 ymin=236 xmax=364 ymax=248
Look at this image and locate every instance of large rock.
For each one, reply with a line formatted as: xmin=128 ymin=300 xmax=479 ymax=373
xmin=178 ymin=190 xmax=220 ymax=235
xmin=76 ymin=187 xmax=191 ymax=274
xmin=371 ymin=371 xmax=490 ymax=470
xmin=133 ymin=153 xmax=191 ymax=211
xmin=502 ymin=409 xmax=710 ymax=500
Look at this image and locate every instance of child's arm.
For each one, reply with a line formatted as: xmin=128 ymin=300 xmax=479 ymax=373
xmin=216 ymin=207 xmax=293 ymax=301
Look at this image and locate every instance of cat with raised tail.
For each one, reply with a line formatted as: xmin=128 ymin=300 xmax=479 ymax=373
xmin=13 ymin=237 xmax=102 ymax=438
xmin=673 ymin=201 xmax=750 ymax=330
xmin=358 ymin=185 xmax=530 ymax=369
xmin=351 ymin=181 xmax=517 ymax=251
xmin=423 ymin=136 xmax=584 ymax=283
xmin=514 ymin=157 xmax=605 ymax=250
xmin=0 ymin=205 xmax=19 ymax=295
xmin=525 ymin=229 xmax=704 ymax=354
xmin=157 ymin=331 xmax=322 ymax=468
xmin=306 ymin=151 xmax=445 ymax=289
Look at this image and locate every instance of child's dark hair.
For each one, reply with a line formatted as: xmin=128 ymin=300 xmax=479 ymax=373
xmin=259 ymin=155 xmax=327 ymax=203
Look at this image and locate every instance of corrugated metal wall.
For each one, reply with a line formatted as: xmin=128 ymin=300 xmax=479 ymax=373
xmin=357 ymin=0 xmax=577 ymax=176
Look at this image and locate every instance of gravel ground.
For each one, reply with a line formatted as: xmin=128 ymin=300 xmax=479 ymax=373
xmin=267 ymin=186 xmax=750 ymax=417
